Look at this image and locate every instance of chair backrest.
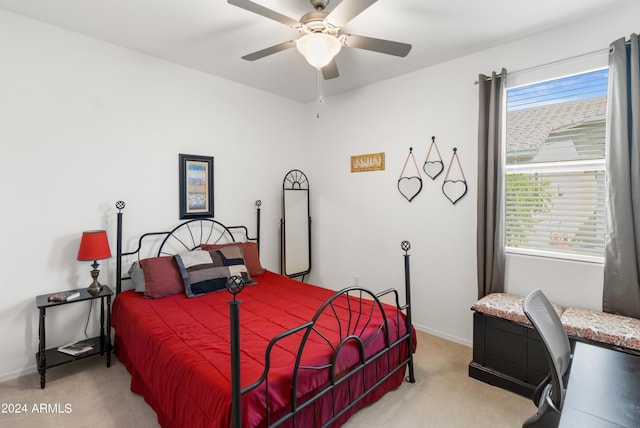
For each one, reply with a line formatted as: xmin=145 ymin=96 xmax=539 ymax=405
xmin=523 ymin=289 xmax=571 ymax=411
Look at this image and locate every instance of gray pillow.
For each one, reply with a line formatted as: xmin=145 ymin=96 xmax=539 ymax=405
xmin=128 ymin=261 xmax=146 ymax=293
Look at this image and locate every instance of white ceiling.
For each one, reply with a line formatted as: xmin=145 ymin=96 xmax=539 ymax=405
xmin=0 ymin=0 xmax=633 ymax=102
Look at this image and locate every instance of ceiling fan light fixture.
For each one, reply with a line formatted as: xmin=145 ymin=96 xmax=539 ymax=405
xmin=296 ymin=33 xmax=341 ymax=69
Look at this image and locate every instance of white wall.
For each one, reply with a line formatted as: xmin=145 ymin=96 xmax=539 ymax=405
xmin=0 ymin=10 xmax=309 ymax=381
xmin=305 ymin=2 xmax=640 ymax=344
xmin=2 ymin=2 xmax=640 ymax=382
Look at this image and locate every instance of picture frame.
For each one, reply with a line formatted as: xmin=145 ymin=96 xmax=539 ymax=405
xmin=179 ymin=154 xmax=214 ymax=219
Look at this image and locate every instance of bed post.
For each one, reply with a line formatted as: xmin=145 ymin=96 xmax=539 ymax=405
xmin=115 ymin=201 xmax=126 ymax=295
xmin=255 ymin=200 xmax=261 ymax=252
xmin=227 ymin=201 xmax=261 ymax=428
xmin=402 ymin=240 xmax=416 ymax=383
xmin=227 ymin=276 xmax=245 ymax=428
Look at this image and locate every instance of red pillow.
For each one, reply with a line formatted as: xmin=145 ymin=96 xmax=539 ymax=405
xmin=139 ymin=256 xmax=184 ymax=299
xmin=201 ymin=242 xmax=265 ymax=277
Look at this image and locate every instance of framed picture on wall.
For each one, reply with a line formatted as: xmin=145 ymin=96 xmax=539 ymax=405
xmin=179 ymin=153 xmax=214 ymax=219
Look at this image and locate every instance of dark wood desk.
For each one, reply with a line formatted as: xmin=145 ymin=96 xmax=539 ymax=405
xmin=559 ymin=341 xmax=640 ymax=427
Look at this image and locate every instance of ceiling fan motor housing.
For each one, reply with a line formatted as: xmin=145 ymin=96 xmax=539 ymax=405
xmin=300 ymin=11 xmax=337 ymax=35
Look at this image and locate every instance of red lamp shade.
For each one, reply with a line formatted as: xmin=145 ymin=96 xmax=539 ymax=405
xmin=77 ymin=230 xmax=111 ymax=261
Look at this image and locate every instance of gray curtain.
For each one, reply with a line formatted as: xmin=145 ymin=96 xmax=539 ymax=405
xmin=604 ymin=36 xmax=640 ymax=318
xmin=477 ymin=69 xmax=507 ymax=299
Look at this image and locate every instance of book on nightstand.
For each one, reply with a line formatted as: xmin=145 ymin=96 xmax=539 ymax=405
xmin=48 ymin=291 xmax=80 ymax=302
xmin=57 ymin=340 xmax=93 ymax=356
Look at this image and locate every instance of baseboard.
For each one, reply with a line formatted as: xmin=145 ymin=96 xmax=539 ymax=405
xmin=413 ymin=323 xmax=472 ymax=348
xmin=0 ymin=365 xmax=36 ymax=384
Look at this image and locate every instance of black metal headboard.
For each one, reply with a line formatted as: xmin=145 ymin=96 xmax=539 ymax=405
xmin=114 ymin=200 xmax=262 ymax=294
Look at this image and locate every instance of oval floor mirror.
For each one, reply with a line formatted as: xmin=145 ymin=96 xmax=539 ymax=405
xmin=281 ymin=170 xmax=311 ymax=279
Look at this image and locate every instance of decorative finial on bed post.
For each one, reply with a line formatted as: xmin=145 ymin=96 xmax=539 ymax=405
xmin=115 ymin=200 xmax=126 ymax=212
xmin=226 ymin=275 xmax=245 ymax=301
xmin=255 ymin=200 xmax=262 ymax=208
xmin=401 ymin=240 xmax=411 ymax=254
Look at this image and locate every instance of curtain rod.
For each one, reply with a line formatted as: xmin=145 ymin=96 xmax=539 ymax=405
xmin=474 ymin=44 xmax=614 ymax=85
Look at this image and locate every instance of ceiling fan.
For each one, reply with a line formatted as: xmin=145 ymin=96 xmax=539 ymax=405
xmin=228 ymin=0 xmax=412 ymax=80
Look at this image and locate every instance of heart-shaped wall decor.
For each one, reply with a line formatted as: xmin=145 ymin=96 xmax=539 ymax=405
xmin=398 ymin=176 xmax=423 ymax=202
xmin=423 ymin=160 xmax=444 ymax=180
xmin=442 ymin=180 xmax=468 ymax=204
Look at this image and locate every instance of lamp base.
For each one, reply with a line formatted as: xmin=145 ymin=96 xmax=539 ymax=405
xmin=87 ymin=282 xmax=103 ymax=296
xmin=87 ymin=260 xmax=103 ymax=296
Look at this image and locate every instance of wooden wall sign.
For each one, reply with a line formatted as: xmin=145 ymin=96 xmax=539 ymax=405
xmin=351 ymin=152 xmax=385 ymax=173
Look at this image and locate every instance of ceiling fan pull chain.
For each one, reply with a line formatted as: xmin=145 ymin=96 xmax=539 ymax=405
xmin=317 ymin=68 xmax=324 ymax=104
xmin=317 ymin=68 xmax=323 ymax=118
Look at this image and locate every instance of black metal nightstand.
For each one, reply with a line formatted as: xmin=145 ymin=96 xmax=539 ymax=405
xmin=35 ymin=285 xmax=112 ymax=389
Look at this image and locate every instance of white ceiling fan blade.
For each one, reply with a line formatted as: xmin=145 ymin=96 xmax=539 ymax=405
xmin=241 ymin=40 xmax=296 ymax=61
xmin=322 ymin=59 xmax=339 ymax=79
xmin=342 ymin=34 xmax=411 ymax=57
xmin=228 ymin=0 xmax=300 ymax=28
xmin=327 ymin=0 xmax=377 ymax=27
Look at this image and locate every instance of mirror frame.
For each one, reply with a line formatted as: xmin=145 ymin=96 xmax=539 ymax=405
xmin=281 ymin=170 xmax=311 ymax=278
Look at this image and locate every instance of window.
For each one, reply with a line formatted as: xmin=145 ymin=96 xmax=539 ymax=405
xmin=504 ymin=68 xmax=608 ymax=262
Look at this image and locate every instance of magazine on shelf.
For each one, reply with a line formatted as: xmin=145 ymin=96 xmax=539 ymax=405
xmin=57 ymin=340 xmax=93 ymax=356
xmin=48 ymin=291 xmax=80 ymax=302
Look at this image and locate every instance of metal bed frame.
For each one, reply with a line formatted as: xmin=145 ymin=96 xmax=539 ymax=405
xmin=113 ymin=200 xmax=415 ymax=428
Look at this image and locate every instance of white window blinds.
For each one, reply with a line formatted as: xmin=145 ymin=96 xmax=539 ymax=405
xmin=505 ymin=68 xmax=608 ymax=261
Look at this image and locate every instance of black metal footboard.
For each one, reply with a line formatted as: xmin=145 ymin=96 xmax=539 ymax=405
xmin=228 ymin=242 xmax=415 ymax=428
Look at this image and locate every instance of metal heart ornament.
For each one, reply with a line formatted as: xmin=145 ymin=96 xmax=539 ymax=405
xmin=398 ymin=147 xmax=423 ymax=203
xmin=398 ymin=176 xmax=423 ymax=202
xmin=423 ymin=160 xmax=444 ymax=180
xmin=442 ymin=180 xmax=468 ymax=204
xmin=442 ymin=147 xmax=468 ymax=205
xmin=423 ymin=136 xmax=444 ymax=180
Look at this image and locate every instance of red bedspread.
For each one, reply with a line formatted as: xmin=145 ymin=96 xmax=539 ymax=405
xmin=112 ymin=271 xmax=414 ymax=428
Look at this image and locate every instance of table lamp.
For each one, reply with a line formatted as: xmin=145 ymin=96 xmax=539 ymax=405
xmin=77 ymin=230 xmax=111 ymax=295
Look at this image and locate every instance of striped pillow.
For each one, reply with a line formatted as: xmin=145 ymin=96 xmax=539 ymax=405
xmin=174 ymin=247 xmax=255 ymax=298
xmin=201 ymin=241 xmax=265 ymax=277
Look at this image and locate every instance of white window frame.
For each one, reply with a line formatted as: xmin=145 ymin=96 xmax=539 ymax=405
xmin=503 ymin=52 xmax=608 ymax=264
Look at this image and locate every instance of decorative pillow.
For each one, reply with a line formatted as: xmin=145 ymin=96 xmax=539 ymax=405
xmin=201 ymin=241 xmax=265 ymax=277
xmin=174 ymin=247 xmax=255 ymax=298
xmin=128 ymin=261 xmax=146 ymax=293
xmin=138 ymin=256 xmax=184 ymax=299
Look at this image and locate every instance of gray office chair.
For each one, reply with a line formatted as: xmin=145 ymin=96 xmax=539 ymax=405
xmin=522 ymin=289 xmax=572 ymax=428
